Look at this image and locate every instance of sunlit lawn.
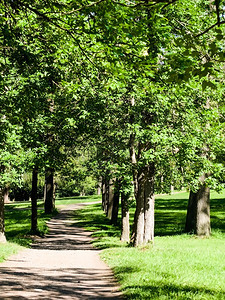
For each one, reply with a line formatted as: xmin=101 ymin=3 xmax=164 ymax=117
xmin=55 ymin=194 xmax=101 ymax=207
xmin=73 ymin=190 xmax=225 ymax=299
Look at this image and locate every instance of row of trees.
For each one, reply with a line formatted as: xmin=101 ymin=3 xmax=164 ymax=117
xmin=0 ymin=0 xmax=225 ymax=245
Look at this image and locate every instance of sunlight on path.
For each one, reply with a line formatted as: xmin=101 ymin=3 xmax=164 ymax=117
xmin=0 ymin=203 xmax=122 ymax=299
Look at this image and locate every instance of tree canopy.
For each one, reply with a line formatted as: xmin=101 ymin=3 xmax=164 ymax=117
xmin=0 ymin=0 xmax=225 ymax=245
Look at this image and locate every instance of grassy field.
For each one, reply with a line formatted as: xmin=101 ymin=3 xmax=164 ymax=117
xmin=73 ymin=190 xmax=225 ymax=299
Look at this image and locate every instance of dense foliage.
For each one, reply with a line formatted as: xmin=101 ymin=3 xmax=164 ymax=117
xmin=0 ymin=0 xmax=225 ymax=244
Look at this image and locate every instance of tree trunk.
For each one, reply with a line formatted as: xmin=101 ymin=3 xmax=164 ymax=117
xmin=31 ymin=167 xmax=38 ymax=234
xmin=102 ymin=177 xmax=106 ymax=211
xmin=53 ymin=181 xmax=56 ymax=203
xmin=133 ymin=164 xmax=155 ymax=247
xmin=129 ymin=96 xmax=155 ymax=246
xmin=121 ymin=191 xmax=130 ymax=242
xmin=143 ymin=164 xmax=155 ymax=244
xmin=97 ymin=178 xmax=102 ymax=196
xmin=44 ymin=168 xmax=55 ymax=214
xmin=185 ymin=180 xmax=211 ymax=236
xmin=133 ymin=171 xmax=145 ymax=246
xmin=0 ymin=189 xmax=6 ymax=243
xmin=3 ymin=187 xmax=10 ymax=203
xmin=102 ymin=176 xmax=108 ymax=213
xmin=111 ymin=179 xmax=120 ymax=225
xmin=107 ymin=179 xmax=114 ymax=219
xmin=129 ymin=136 xmax=145 ymax=246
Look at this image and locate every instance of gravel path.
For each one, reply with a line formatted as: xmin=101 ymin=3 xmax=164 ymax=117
xmin=0 ymin=203 xmax=123 ymax=299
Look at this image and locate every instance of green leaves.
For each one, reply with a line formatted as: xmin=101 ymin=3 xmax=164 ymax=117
xmin=202 ymin=80 xmax=217 ymax=91
xmin=0 ymin=0 xmax=225 ymax=197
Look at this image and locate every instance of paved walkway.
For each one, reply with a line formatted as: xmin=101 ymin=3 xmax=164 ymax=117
xmin=0 ymin=203 xmax=122 ymax=299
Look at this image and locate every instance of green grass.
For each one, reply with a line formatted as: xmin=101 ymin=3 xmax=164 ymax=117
xmin=1 ymin=195 xmax=100 ymax=263
xmin=1 ymin=192 xmax=225 ymax=298
xmin=101 ymin=236 xmax=225 ymax=299
xmin=55 ymin=194 xmax=101 ymax=206
xmin=1 ymin=202 xmax=55 ymax=262
xmin=73 ymin=190 xmax=225 ymax=299
xmin=0 ymin=242 xmax=24 ymax=263
xmin=5 ymin=206 xmax=56 ymax=246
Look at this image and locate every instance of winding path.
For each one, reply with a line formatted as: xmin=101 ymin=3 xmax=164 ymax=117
xmin=0 ymin=203 xmax=122 ymax=299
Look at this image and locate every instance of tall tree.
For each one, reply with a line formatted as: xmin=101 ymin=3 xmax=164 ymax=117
xmin=44 ymin=168 xmax=55 ymax=214
xmin=1 ymin=0 xmax=225 ymax=245
xmin=0 ymin=189 xmax=6 ymax=243
xmin=31 ymin=166 xmax=38 ymax=234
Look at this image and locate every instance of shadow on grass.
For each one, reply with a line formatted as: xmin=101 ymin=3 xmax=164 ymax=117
xmin=115 ymin=263 xmax=225 ymax=299
xmin=72 ymin=204 xmax=116 ymax=230
xmin=73 ymin=194 xmax=225 ymax=249
xmin=72 ymin=203 xmax=123 ymax=249
xmin=155 ymin=210 xmax=187 ymax=236
xmin=155 ymin=196 xmax=188 ymax=211
xmin=155 ymin=195 xmax=225 ymax=235
xmin=123 ymin=282 xmax=225 ymax=299
xmin=5 ymin=206 xmax=56 ymax=247
xmin=112 ymin=263 xmax=225 ymax=299
xmin=127 ymin=196 xmax=188 ymax=237
xmin=210 ymin=198 xmax=225 ymax=233
xmin=210 ymin=215 xmax=225 ymax=233
xmin=211 ymin=198 xmax=225 ymax=210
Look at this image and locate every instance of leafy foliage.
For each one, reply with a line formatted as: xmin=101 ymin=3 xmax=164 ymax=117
xmin=1 ymin=0 xmax=225 ymax=244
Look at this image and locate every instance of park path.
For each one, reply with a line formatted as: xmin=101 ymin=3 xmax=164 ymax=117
xmin=0 ymin=203 xmax=123 ymax=299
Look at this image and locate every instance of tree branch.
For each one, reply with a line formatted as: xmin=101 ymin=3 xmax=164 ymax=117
xmin=195 ymin=20 xmax=225 ymax=37
xmin=215 ymin=0 xmax=220 ymax=25
xmin=162 ymin=0 xmax=179 ymax=9
xmin=60 ymin=0 xmax=106 ymax=15
xmin=111 ymin=0 xmax=178 ymax=8
xmin=17 ymin=2 xmax=99 ymax=69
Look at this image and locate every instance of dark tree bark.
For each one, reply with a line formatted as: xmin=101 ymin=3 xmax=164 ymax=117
xmin=129 ymin=94 xmax=155 ymax=246
xmin=111 ymin=179 xmax=120 ymax=225
xmin=0 ymin=189 xmax=6 ymax=243
xmin=101 ymin=177 xmax=106 ymax=211
xmin=31 ymin=167 xmax=38 ymax=234
xmin=44 ymin=168 xmax=55 ymax=214
xmin=129 ymin=127 xmax=155 ymax=246
xmin=185 ymin=176 xmax=211 ymax=236
xmin=121 ymin=191 xmax=130 ymax=242
xmin=107 ymin=179 xmax=114 ymax=219
xmin=102 ymin=175 xmax=109 ymax=213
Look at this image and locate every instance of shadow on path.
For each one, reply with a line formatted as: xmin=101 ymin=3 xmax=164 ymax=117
xmin=0 ymin=203 xmax=122 ymax=299
xmin=32 ymin=203 xmax=94 ymax=251
xmin=0 ymin=266 xmax=121 ymax=299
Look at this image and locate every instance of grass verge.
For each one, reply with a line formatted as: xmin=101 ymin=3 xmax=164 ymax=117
xmin=73 ymin=191 xmax=225 ymax=299
xmin=0 ymin=242 xmax=24 ymax=263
